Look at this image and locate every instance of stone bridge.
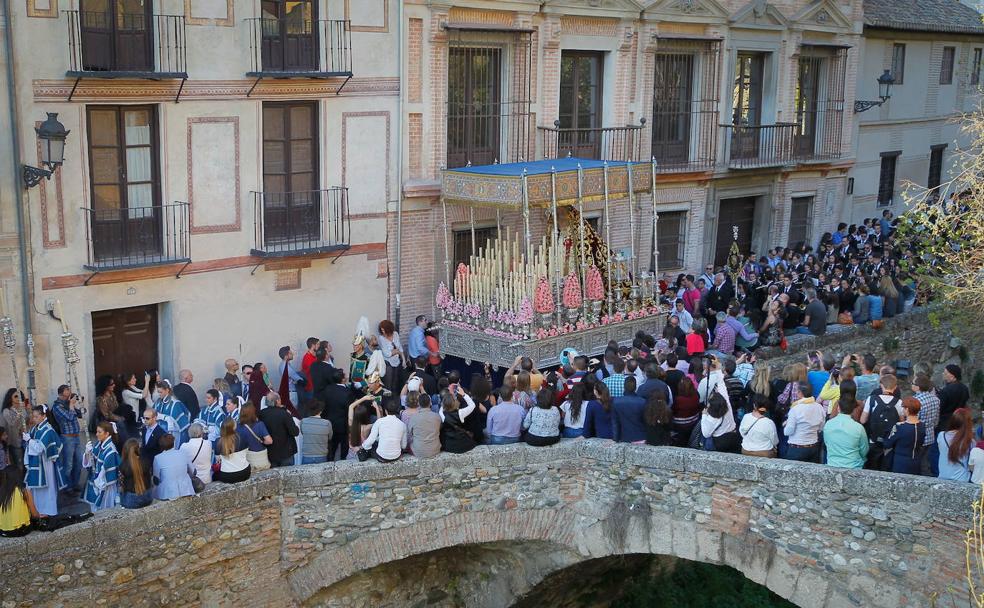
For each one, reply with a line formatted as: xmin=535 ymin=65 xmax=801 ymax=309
xmin=0 ymin=440 xmax=977 ymax=608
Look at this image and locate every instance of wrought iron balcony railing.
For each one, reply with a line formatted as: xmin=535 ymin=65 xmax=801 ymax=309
xmin=66 ymin=10 xmax=187 ymax=78
xmin=721 ymin=123 xmax=799 ymax=169
xmin=245 ymin=18 xmax=352 ymax=78
xmin=251 ymin=188 xmax=350 ymax=257
xmin=538 ymin=123 xmax=645 ymax=162
xmin=82 ymin=203 xmax=190 ymax=272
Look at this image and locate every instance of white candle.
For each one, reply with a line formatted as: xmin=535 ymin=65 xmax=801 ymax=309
xmin=55 ymin=299 xmax=67 ymax=333
xmin=0 ymin=286 xmax=5 ymax=318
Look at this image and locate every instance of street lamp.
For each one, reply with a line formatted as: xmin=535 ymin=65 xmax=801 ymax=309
xmin=854 ymin=70 xmax=895 ymax=113
xmin=22 ymin=112 xmax=70 ymax=189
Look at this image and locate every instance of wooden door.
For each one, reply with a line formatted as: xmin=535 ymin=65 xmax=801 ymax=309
xmin=261 ymin=0 xmax=316 ymax=71
xmin=91 ymin=305 xmax=158 ymax=385
xmin=559 ymin=51 xmax=604 ymax=158
xmin=715 ymin=197 xmax=756 ymax=267
xmin=81 ymin=0 xmax=152 ymax=72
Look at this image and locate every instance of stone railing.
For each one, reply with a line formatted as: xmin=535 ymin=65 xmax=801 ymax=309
xmin=0 ymin=441 xmax=978 ymax=608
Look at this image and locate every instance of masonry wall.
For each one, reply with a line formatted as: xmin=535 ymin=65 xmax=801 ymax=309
xmin=0 ymin=439 xmax=977 ymax=608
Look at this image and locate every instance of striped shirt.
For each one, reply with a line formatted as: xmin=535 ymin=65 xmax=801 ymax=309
xmin=914 ymin=390 xmax=941 ymax=447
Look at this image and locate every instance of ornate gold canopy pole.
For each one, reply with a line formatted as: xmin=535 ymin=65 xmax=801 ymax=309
xmin=441 ymin=194 xmax=451 ymax=284
xmin=576 ymin=163 xmax=587 ymax=307
xmin=521 ymin=168 xmax=532 ymax=258
xmin=603 ymin=162 xmax=614 ymax=315
xmin=650 ymin=157 xmax=659 ymax=278
xmin=627 ymin=162 xmax=637 ymax=279
xmin=0 ymin=288 xmax=18 ymax=395
xmin=550 ymin=167 xmax=562 ymax=326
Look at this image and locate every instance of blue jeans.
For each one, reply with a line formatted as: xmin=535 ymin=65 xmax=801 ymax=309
xmin=301 ymin=455 xmax=327 ymax=464
xmin=488 ymin=435 xmax=520 ymax=445
xmin=61 ymin=434 xmax=83 ymax=490
xmin=121 ymin=490 xmax=152 ymax=509
xmin=785 ymin=444 xmax=820 ymax=463
xmin=561 ymin=427 xmax=584 ymax=438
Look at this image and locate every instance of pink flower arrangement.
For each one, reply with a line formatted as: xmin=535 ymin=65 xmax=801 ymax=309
xmin=436 ymin=282 xmax=453 ymax=310
xmin=517 ymin=297 xmax=533 ymax=325
xmin=562 ymin=272 xmax=583 ymax=309
xmin=487 ymin=304 xmax=498 ymax=324
xmin=501 ymin=310 xmax=516 ymax=326
xmin=534 ymin=277 xmax=555 ymax=314
xmin=463 ymin=303 xmax=481 ymax=319
xmin=585 ymin=265 xmax=604 ymax=301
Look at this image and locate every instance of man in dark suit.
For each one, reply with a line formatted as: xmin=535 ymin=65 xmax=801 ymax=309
xmin=320 ymin=367 xmax=353 ymax=461
xmin=310 ymin=346 xmax=335 ymax=402
xmin=410 ymin=356 xmax=438 ymax=396
xmin=704 ymin=273 xmax=734 ymax=332
xmin=258 ymin=392 xmax=299 ymax=467
xmin=139 ymin=407 xmax=167 ymax=463
xmin=223 ymin=359 xmax=243 ymax=399
xmin=173 ymin=369 xmax=200 ymax=420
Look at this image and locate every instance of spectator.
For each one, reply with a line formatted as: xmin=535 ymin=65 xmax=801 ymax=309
xmin=153 ymin=380 xmax=191 ymax=448
xmin=361 ymin=399 xmax=407 ymax=462
xmin=406 ymin=393 xmax=441 ymax=457
xmin=637 ymin=362 xmax=672 ymax=404
xmin=795 ymin=289 xmax=827 ymax=336
xmin=739 ymin=394 xmax=779 ymax=457
xmin=180 ymin=423 xmax=212 ymax=486
xmin=583 ymin=383 xmax=615 ymax=440
xmin=710 ymin=311 xmax=736 ymax=355
xmin=173 ymin=369 xmax=200 ymax=421
xmin=439 ymin=386 xmax=478 ymax=454
xmin=643 ymin=392 xmax=673 ymax=447
xmin=602 ymin=357 xmax=629 ymax=398
xmin=2 ymin=389 xmax=28 ymax=473
xmin=299 ymin=337 xmax=319 ymax=405
xmin=139 ymin=407 xmax=167 ymax=464
xmin=883 ymin=398 xmax=925 ymax=475
xmin=485 ymin=386 xmax=525 ymax=445
xmin=806 ymin=351 xmax=831 ymax=398
xmin=853 ymin=354 xmax=880 ymax=404
xmin=514 ymin=371 xmax=536 ymax=410
xmin=701 ymin=391 xmax=739 ymax=453
xmin=321 ymin=367 xmax=352 ymax=461
xmin=90 ymin=375 xmax=127 ymax=447
xmin=559 ymin=383 xmax=587 ymax=438
xmin=522 ymin=388 xmax=561 ymax=447
xmin=213 ymin=419 xmax=251 ymax=484
xmin=118 ymin=439 xmax=153 ymax=509
xmin=860 ymin=374 xmax=904 ymax=471
xmin=258 ymin=392 xmax=300 ymax=468
xmin=783 ymin=381 xmax=825 ymax=463
xmin=937 ymin=409 xmax=973 ymax=482
xmin=0 ymin=465 xmax=39 ymax=536
xmin=51 ymin=385 xmax=84 ymax=493
xmin=300 ymin=400 xmax=333 ymax=464
xmin=612 ymin=377 xmax=647 ymax=443
xmin=239 ymin=403 xmax=272 ymax=472
xmin=347 ymin=393 xmax=381 ymax=460
xmin=937 ymin=364 xmax=970 ymax=431
xmin=151 ymin=434 xmax=195 ymax=501
xmin=671 ymin=376 xmax=701 ymax=447
xmin=912 ymin=374 xmax=940 ymax=475
xmin=823 ymin=381 xmax=869 ymax=469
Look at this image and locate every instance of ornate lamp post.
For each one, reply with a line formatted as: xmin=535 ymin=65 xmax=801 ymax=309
xmin=854 ymin=70 xmax=895 ymax=113
xmin=22 ymin=112 xmax=70 ymax=189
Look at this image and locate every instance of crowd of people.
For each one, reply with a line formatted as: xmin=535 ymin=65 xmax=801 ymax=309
xmin=0 ymin=212 xmax=979 ymax=538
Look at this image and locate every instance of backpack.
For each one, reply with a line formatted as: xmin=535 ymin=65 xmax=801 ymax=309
xmin=865 ymin=394 xmax=901 ymax=443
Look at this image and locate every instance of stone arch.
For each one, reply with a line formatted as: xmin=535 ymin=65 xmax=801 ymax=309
xmin=289 ymin=503 xmax=807 ymax=606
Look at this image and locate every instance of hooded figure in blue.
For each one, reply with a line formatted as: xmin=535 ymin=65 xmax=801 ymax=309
xmin=196 ymin=389 xmax=228 ymax=443
xmin=154 ymin=380 xmax=191 ymax=447
xmin=25 ymin=405 xmax=67 ymax=516
xmin=83 ymin=421 xmax=121 ymax=512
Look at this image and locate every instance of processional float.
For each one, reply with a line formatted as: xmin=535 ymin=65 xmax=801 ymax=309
xmin=436 ymin=158 xmax=668 ymax=369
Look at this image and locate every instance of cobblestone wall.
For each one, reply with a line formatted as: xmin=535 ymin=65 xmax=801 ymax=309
xmin=0 ymin=441 xmax=976 ymax=608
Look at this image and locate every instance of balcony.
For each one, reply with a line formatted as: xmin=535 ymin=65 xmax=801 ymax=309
xmin=245 ymin=18 xmax=352 ymax=83
xmin=538 ymin=123 xmax=645 ymax=162
xmin=82 ymin=203 xmax=190 ymax=273
xmin=721 ymin=123 xmax=799 ymax=169
xmin=251 ymin=188 xmax=350 ymax=258
xmin=66 ymin=10 xmax=187 ymax=80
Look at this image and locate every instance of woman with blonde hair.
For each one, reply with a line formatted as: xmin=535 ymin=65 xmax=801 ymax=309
xmin=212 ymin=418 xmax=250 ymax=484
xmin=748 ymin=361 xmax=772 ymax=403
xmin=878 ymin=273 xmax=899 ymax=319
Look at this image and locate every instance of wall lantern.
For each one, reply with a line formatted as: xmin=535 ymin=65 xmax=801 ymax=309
xmin=854 ymin=70 xmax=895 ymax=113
xmin=23 ymin=112 xmax=70 ymax=189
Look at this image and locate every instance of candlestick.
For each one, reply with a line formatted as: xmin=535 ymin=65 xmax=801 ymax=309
xmin=0 ymin=286 xmax=5 ymax=318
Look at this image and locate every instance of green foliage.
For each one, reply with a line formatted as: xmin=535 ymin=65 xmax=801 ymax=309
xmin=883 ymin=336 xmax=900 ymax=353
xmin=613 ymin=561 xmax=796 ymax=608
xmin=927 ymin=310 xmax=942 ymax=329
xmin=972 ymin=369 xmax=984 ymax=399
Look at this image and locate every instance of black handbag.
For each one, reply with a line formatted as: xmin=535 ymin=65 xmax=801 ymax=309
xmin=356 ymin=447 xmax=371 ymax=462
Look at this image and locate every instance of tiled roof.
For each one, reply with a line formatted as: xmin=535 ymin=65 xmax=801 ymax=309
xmin=864 ymin=0 xmax=984 ymax=35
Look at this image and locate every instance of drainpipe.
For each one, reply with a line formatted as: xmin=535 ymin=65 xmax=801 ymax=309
xmin=2 ymin=0 xmax=37 ymax=402
xmin=393 ymin=0 xmax=405 ymax=330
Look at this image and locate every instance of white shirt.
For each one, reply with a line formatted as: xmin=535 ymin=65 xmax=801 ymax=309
xmin=180 ymin=437 xmax=213 ymax=484
xmin=439 ymin=394 xmax=476 ymax=423
xmin=378 ymin=333 xmax=402 ymax=367
xmin=560 ymin=400 xmax=585 ymax=429
xmin=674 ymin=309 xmax=694 ymax=333
xmin=971 ymin=447 xmax=984 ymax=484
xmin=739 ymin=414 xmax=779 ymax=452
xmin=700 ymin=403 xmax=736 ymax=438
xmin=698 ymin=370 xmax=731 ymax=407
xmin=783 ymin=398 xmax=826 ymax=445
xmin=362 ymin=415 xmax=407 ymax=460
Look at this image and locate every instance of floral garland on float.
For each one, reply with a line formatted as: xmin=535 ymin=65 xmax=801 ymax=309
xmin=434 ymin=221 xmax=663 ymax=340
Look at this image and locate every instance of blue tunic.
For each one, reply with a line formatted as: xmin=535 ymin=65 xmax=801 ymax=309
xmin=155 ymin=397 xmax=191 ymax=447
xmin=83 ymin=438 xmax=120 ymax=510
xmin=197 ymin=404 xmax=228 ymax=442
xmin=883 ymin=422 xmax=925 ymax=475
xmin=25 ymin=420 xmax=66 ymax=491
